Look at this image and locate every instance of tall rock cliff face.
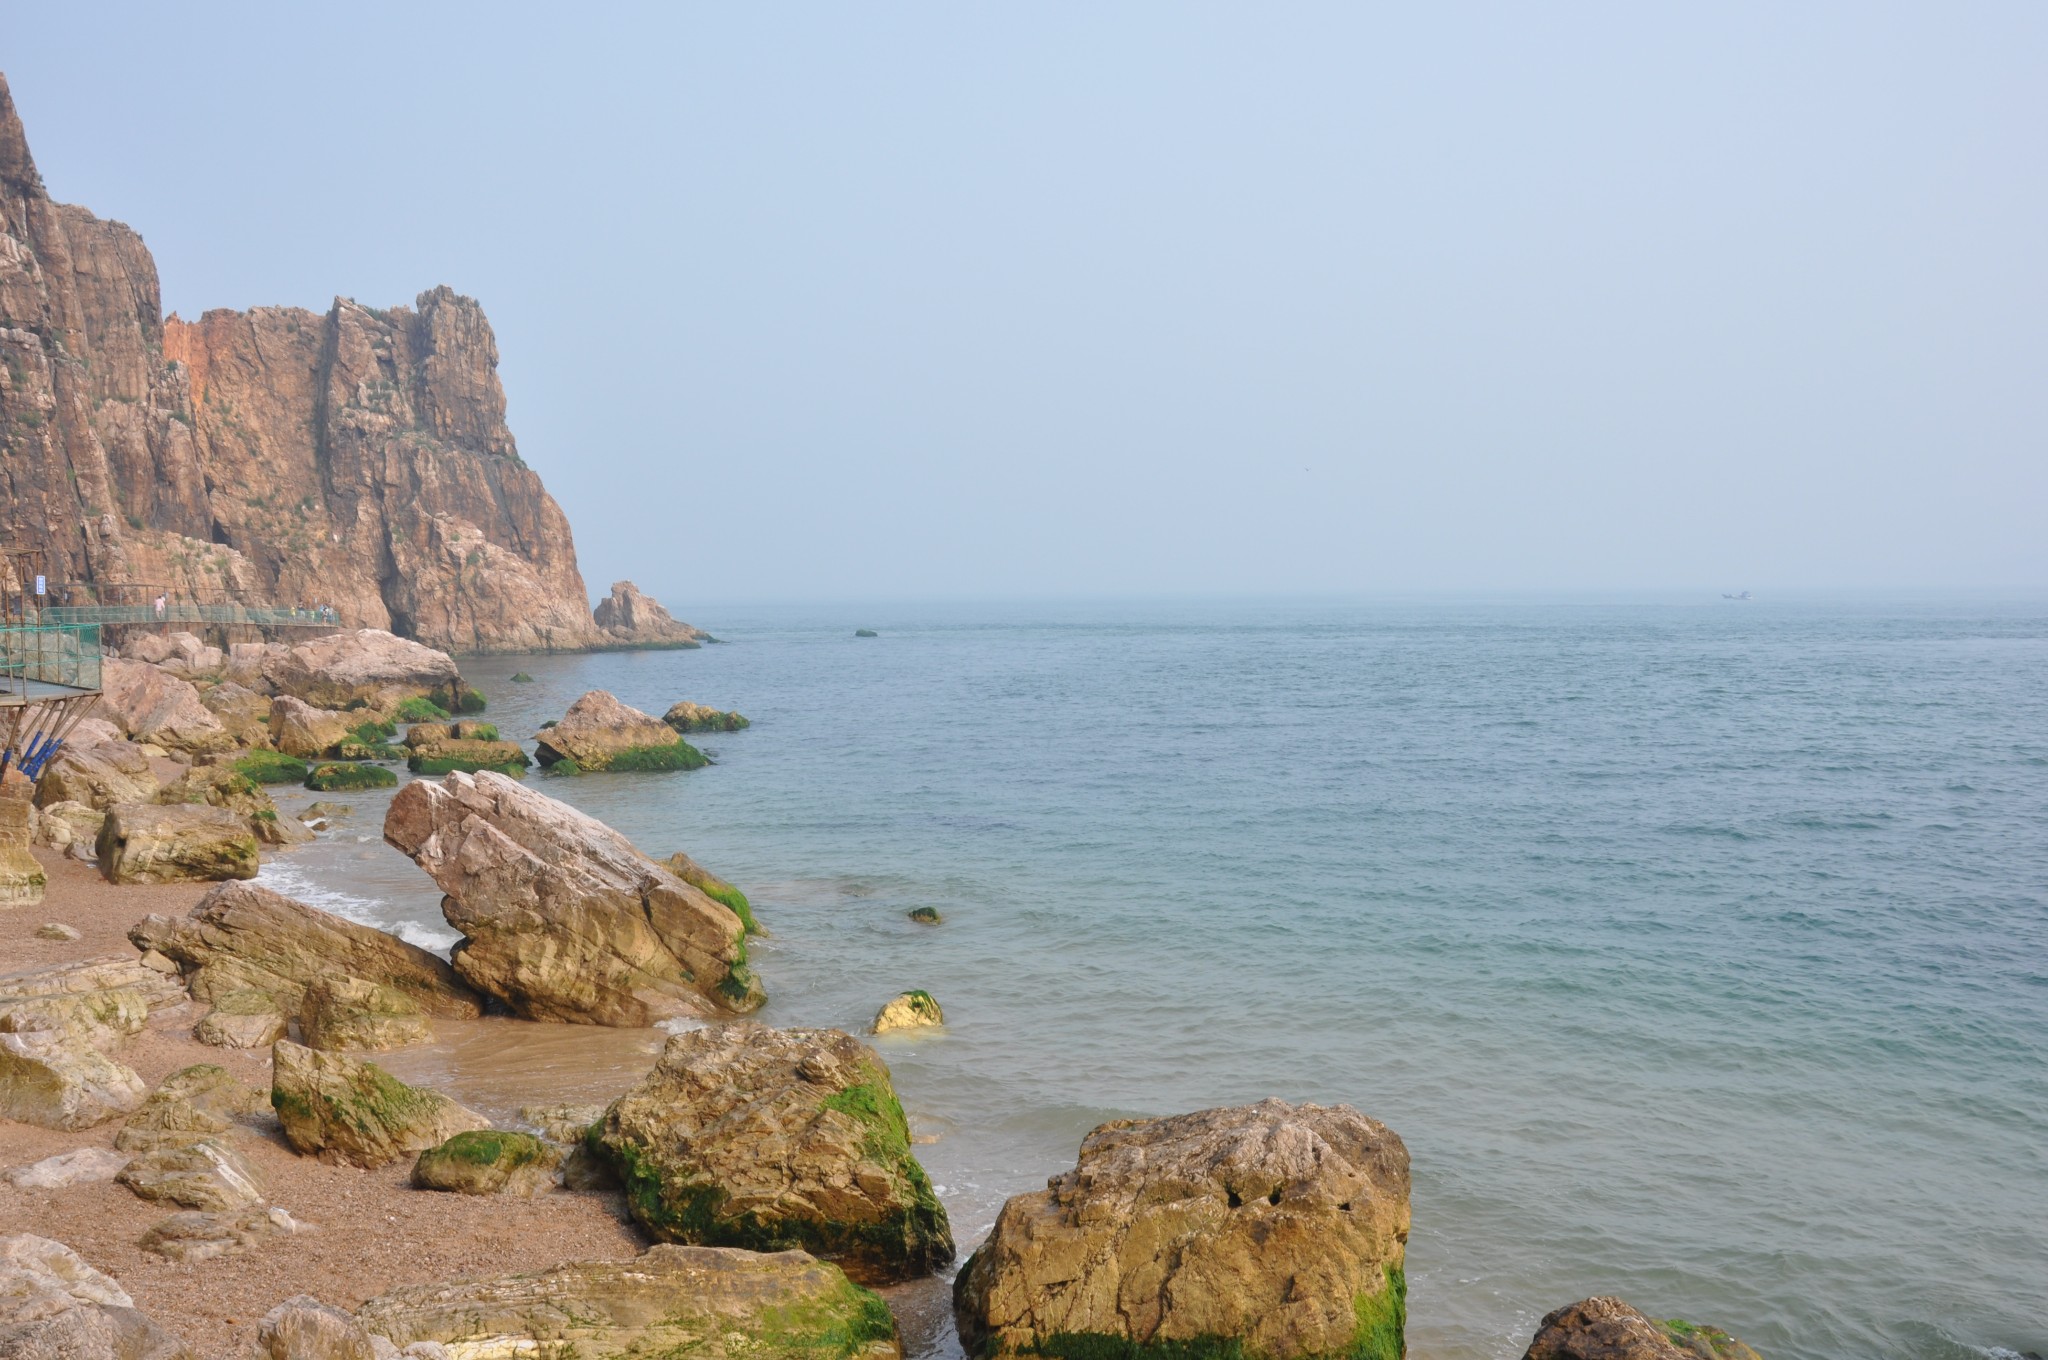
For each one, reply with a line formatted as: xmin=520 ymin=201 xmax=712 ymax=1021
xmin=0 ymin=73 xmax=606 ymax=653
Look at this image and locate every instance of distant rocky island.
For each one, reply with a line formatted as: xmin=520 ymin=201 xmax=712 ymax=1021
xmin=0 ymin=72 xmax=693 ymax=654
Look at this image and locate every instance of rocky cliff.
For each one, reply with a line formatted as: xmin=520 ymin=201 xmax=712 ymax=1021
xmin=0 ymin=72 xmax=630 ymax=654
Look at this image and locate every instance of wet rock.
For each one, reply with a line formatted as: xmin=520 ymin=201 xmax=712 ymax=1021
xmin=129 ymin=880 xmax=481 ymax=1017
xmin=662 ymin=700 xmax=750 ymax=733
xmin=259 ymin=1296 xmax=375 ymax=1360
xmin=0 ymin=1233 xmax=195 ymax=1360
xmin=403 ymin=739 xmax=529 ymax=777
xmin=383 ymin=771 xmax=758 ymax=1024
xmin=96 ymin=804 xmax=259 ymax=885
xmin=401 ymin=723 xmax=452 ymax=749
xmin=592 ymin=581 xmax=707 ymax=649
xmin=411 ymin=1130 xmax=561 ymax=1197
xmin=194 ymin=990 xmax=290 ymax=1049
xmin=0 ymin=1031 xmax=149 ymax=1129
xmin=906 ymin=907 xmax=942 ymax=926
xmin=271 ymin=1040 xmax=489 ymax=1169
xmin=355 ymin=1244 xmax=897 ymax=1360
xmin=1522 ymin=1298 xmax=1765 ymax=1360
xmin=4 ymin=1147 xmax=132 ymax=1190
xmin=298 ymin=977 xmax=431 ymax=1053
xmin=34 ymin=742 xmax=159 ymax=813
xmin=264 ymin=631 xmax=460 ymax=712
xmin=116 ymin=1063 xmax=269 ymax=1152
xmin=531 ymin=690 xmax=705 ymax=772
xmin=269 ymin=697 xmax=354 ymax=760
xmin=591 ymin=1022 xmax=952 ymax=1285
xmin=33 ymin=922 xmax=81 ymax=941
xmin=871 ymin=991 xmax=943 ymax=1034
xmin=117 ymin=1138 xmax=265 ymax=1212
xmin=297 ymin=801 xmax=352 ymax=823
xmin=954 ymin=1099 xmax=1411 ymax=1360
xmin=137 ymin=1206 xmax=311 ymax=1263
xmin=99 ymin=659 xmax=232 ymax=754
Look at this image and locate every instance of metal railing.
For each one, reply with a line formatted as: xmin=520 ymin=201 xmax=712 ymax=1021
xmin=40 ymin=603 xmax=338 ymax=628
xmin=0 ymin=623 xmax=102 ymax=698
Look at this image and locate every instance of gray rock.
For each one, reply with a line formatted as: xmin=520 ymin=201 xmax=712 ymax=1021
xmin=116 ymin=1139 xmax=266 ymax=1212
xmin=3 ymin=1148 xmax=132 ymax=1190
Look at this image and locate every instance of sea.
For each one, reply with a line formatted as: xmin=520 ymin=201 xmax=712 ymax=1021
xmin=255 ymin=594 xmax=2048 ymax=1360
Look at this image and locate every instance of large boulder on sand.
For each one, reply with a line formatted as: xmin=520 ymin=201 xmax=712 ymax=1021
xmin=411 ymin=1130 xmax=561 ymax=1197
xmin=590 ymin=1022 xmax=951 ymax=1286
xmin=532 ymin=690 xmax=704 ymax=772
xmin=271 ymin=1040 xmax=489 ymax=1169
xmin=297 ymin=977 xmax=431 ymax=1053
xmin=356 ymin=1245 xmax=896 ymax=1360
xmin=0 ymin=1233 xmax=195 ymax=1360
xmin=268 ymin=696 xmax=353 ymax=760
xmin=263 ymin=629 xmax=459 ymax=711
xmin=97 ymin=659 xmax=231 ymax=754
xmin=1522 ymin=1298 xmax=1765 ymax=1360
xmin=592 ymin=580 xmax=707 ymax=648
xmin=383 ymin=771 xmax=759 ymax=1024
xmin=129 ymin=880 xmax=481 ymax=1019
xmin=116 ymin=1063 xmax=269 ymax=1153
xmin=116 ymin=1139 xmax=266 ymax=1213
xmin=35 ymin=739 xmax=158 ymax=811
xmin=954 ymin=1099 xmax=1411 ymax=1360
xmin=96 ymin=804 xmax=259 ymax=885
xmin=0 ymin=1031 xmax=148 ymax=1130
xmin=156 ymin=765 xmax=309 ymax=847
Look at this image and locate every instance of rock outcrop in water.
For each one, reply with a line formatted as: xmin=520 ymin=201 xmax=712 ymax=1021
xmin=1522 ymin=1298 xmax=1764 ymax=1360
xmin=593 ymin=581 xmax=709 ymax=649
xmin=383 ymin=771 xmax=760 ymax=1023
xmin=0 ymin=74 xmax=698 ymax=654
xmin=954 ymin=1099 xmax=1410 ymax=1360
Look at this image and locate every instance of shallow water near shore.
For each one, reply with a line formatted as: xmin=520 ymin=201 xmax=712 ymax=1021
xmin=259 ymin=593 xmax=2048 ymax=1360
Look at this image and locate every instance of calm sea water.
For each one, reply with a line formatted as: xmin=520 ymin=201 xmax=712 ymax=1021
xmin=262 ymin=595 xmax=2048 ymax=1360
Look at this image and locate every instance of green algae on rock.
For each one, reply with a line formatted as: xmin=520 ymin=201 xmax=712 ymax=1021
xmin=271 ymin=1039 xmax=489 ymax=1169
xmin=663 ymin=700 xmax=752 ymax=733
xmin=412 ymin=1129 xmax=560 ymax=1196
xmin=872 ymin=990 xmax=943 ymax=1034
xmin=665 ymin=851 xmax=762 ymax=934
xmin=304 ymin=762 xmax=398 ymax=792
xmin=535 ymin=690 xmax=708 ymax=772
xmin=406 ymin=739 xmax=531 ymax=778
xmin=907 ymin=907 xmax=943 ymax=926
xmin=232 ymin=751 xmax=309 ymax=786
xmin=1520 ymin=1298 xmax=1765 ymax=1360
xmin=591 ymin=1022 xmax=952 ymax=1286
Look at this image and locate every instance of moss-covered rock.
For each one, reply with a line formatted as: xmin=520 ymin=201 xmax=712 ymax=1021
xmin=428 ymin=681 xmax=487 ymax=715
xmin=534 ymin=690 xmax=707 ymax=772
xmin=590 ymin=1023 xmax=952 ymax=1286
xmin=872 ymin=991 xmax=943 ymax=1034
xmin=855 ymin=629 xmax=879 ymax=638
xmin=356 ymin=1244 xmax=900 ymax=1360
xmin=194 ymin=988 xmax=289 ymax=1049
xmin=665 ymin=851 xmax=761 ymax=934
xmin=271 ymin=1039 xmax=489 ymax=1168
xmin=907 ymin=907 xmax=943 ymax=926
xmin=412 ymin=1129 xmax=560 ymax=1196
xmin=390 ymin=696 xmax=454 ymax=723
xmin=233 ymin=750 xmax=310 ymax=785
xmin=663 ymin=701 xmax=751 ymax=733
xmin=304 ymin=762 xmax=398 ymax=792
xmin=405 ymin=740 xmax=530 ymax=777
xmin=509 ymin=672 xmax=535 ymax=683
xmin=334 ymin=741 xmax=406 ymax=761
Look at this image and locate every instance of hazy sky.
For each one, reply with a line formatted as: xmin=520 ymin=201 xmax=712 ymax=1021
xmin=5 ymin=5 xmax=2044 ymax=604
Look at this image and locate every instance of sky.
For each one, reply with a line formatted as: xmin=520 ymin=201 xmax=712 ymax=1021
xmin=3 ymin=4 xmax=2044 ymax=605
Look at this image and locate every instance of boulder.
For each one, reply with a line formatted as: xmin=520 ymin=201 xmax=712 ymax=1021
xmin=907 ymin=907 xmax=942 ymax=926
xmin=662 ymin=701 xmax=751 ymax=733
xmin=1522 ymin=1298 xmax=1765 ymax=1360
xmin=34 ymin=922 xmax=81 ymax=941
xmin=271 ymin=1040 xmax=489 ymax=1169
xmin=3 ymin=1148 xmax=132 ymax=1190
xmin=35 ymin=739 xmax=158 ymax=812
xmin=298 ymin=977 xmax=431 ymax=1053
xmin=96 ymin=804 xmax=259 ymax=885
xmin=32 ymin=801 xmax=105 ymax=857
xmin=954 ymin=1099 xmax=1411 ymax=1360
xmin=0 ymin=989 xmax=149 ymax=1048
xmin=383 ymin=771 xmax=758 ymax=1024
xmin=355 ymin=1245 xmax=897 ymax=1360
xmin=0 ymin=1031 xmax=148 ymax=1129
xmin=137 ymin=1207 xmax=310 ymax=1263
xmin=592 ymin=581 xmax=707 ymax=648
xmin=264 ymin=630 xmax=460 ymax=711
xmin=518 ymin=1103 xmax=608 ymax=1144
xmin=0 ymin=794 xmax=45 ymax=906
xmin=116 ymin=1063 xmax=269 ymax=1152
xmin=871 ymin=991 xmax=943 ymax=1034
xmin=259 ymin=1296 xmax=376 ymax=1360
xmin=98 ymin=659 xmax=232 ymax=754
xmin=198 ymin=681 xmax=274 ymax=748
xmin=129 ymin=880 xmax=481 ymax=1017
xmin=116 ymin=1139 xmax=265 ymax=1212
xmin=194 ymin=990 xmax=290 ymax=1049
xmin=0 ymin=1233 xmax=195 ymax=1360
xmin=532 ymin=691 xmax=705 ymax=772
xmin=0 ymin=957 xmax=187 ymax=1012
xmin=411 ymin=1130 xmax=560 ymax=1197
xmin=226 ymin=642 xmax=287 ymax=690
xmin=403 ymin=739 xmax=529 ymax=777
xmin=60 ymin=717 xmax=128 ymax=748
xmin=269 ymin=697 xmax=353 ymax=760
xmin=120 ymin=633 xmax=180 ymax=667
xmin=591 ymin=1023 xmax=951 ymax=1285
xmin=402 ymin=722 xmax=452 ymax=749
xmin=158 ymin=765 xmax=310 ymax=847
xmin=662 ymin=852 xmax=761 ymax=933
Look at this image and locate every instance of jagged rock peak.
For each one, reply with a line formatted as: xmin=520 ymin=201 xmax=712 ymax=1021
xmin=593 ymin=580 xmax=707 ymax=648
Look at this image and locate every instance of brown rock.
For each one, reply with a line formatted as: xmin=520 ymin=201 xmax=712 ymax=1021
xmin=532 ymin=690 xmax=697 ymax=770
xmin=954 ymin=1099 xmax=1411 ymax=1360
xmin=663 ymin=700 xmax=751 ymax=732
xmin=0 ymin=794 xmax=45 ymax=905
xmin=264 ymin=631 xmax=461 ymax=711
xmin=0 ymin=1232 xmax=196 ymax=1359
xmin=96 ymin=803 xmax=259 ymax=884
xmin=257 ymin=1296 xmax=375 ymax=1360
xmin=0 ymin=988 xmax=149 ymax=1048
xmin=402 ymin=722 xmax=452 ymax=749
xmin=591 ymin=1023 xmax=952 ymax=1286
xmin=410 ymin=1130 xmax=561 ymax=1197
xmin=157 ymin=764 xmax=309 ymax=846
xmin=592 ymin=581 xmax=707 ymax=648
xmin=98 ymin=660 xmax=231 ymax=754
xmin=270 ymin=1040 xmax=489 ymax=1169
xmin=3 ymin=1147 xmax=132 ymax=1190
xmin=129 ymin=879 xmax=481 ymax=1016
xmin=297 ymin=976 xmax=431 ymax=1053
xmin=200 ymin=681 xmax=275 ymax=747
xmin=32 ymin=801 xmax=106 ymax=856
xmin=268 ymin=696 xmax=353 ymax=759
xmin=383 ymin=771 xmax=758 ymax=1024
xmin=355 ymin=1245 xmax=899 ymax=1360
xmin=0 ymin=957 xmax=188 ymax=1012
xmin=35 ymin=740 xmax=159 ymax=811
xmin=0 ymin=1031 xmax=149 ymax=1129
xmin=193 ymin=990 xmax=290 ymax=1049
xmin=116 ymin=1139 xmax=266 ymax=1212
xmin=1523 ymin=1298 xmax=1765 ymax=1360
xmin=116 ymin=1063 xmax=269 ymax=1152
xmin=137 ymin=1207 xmax=311 ymax=1263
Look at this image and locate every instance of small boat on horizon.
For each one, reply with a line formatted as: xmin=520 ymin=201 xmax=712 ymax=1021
xmin=1722 ymin=590 xmax=1753 ymax=601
